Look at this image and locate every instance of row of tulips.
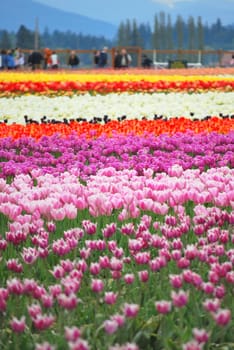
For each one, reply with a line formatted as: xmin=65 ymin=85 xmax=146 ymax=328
xmin=1 ymin=70 xmax=234 ymax=82
xmin=0 ymin=92 xmax=234 ymax=125
xmin=0 ymin=165 xmax=233 ymax=350
xmin=0 ymin=78 xmax=234 ymax=96
xmin=0 ymin=69 xmax=233 ymax=350
xmin=0 ymin=131 xmax=233 ymax=179
xmin=0 ymin=118 xmax=233 ymax=139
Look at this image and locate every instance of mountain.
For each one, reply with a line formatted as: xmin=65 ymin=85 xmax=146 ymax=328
xmin=35 ymin=0 xmax=234 ymax=27
xmin=0 ymin=0 xmax=117 ymax=39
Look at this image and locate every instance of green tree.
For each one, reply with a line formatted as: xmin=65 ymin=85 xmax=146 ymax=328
xmin=131 ymin=19 xmax=142 ymax=47
xmin=152 ymin=14 xmax=160 ymax=49
xmin=175 ymin=15 xmax=184 ymax=50
xmin=187 ymin=16 xmax=196 ymax=49
xmin=16 ymin=25 xmax=34 ymax=49
xmin=166 ymin=14 xmax=173 ymax=50
xmin=0 ymin=30 xmax=12 ymax=49
xmin=197 ymin=16 xmax=204 ymax=50
xmin=125 ymin=19 xmax=132 ymax=46
xmin=159 ymin=11 xmax=166 ymax=49
xmin=117 ymin=21 xmax=127 ymax=47
xmin=138 ymin=23 xmax=152 ymax=49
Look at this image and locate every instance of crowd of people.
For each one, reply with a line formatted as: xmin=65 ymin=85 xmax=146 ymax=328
xmin=0 ymin=48 xmax=25 ymax=70
xmin=0 ymin=46 xmax=154 ymax=70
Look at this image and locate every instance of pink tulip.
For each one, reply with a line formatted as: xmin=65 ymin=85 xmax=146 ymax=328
xmin=6 ymin=230 xmax=27 ymax=245
xmin=91 ymin=279 xmax=104 ymax=293
xmin=102 ymin=223 xmax=117 ymax=238
xmin=123 ymin=303 xmax=139 ymax=318
xmin=138 ymin=270 xmax=149 ymax=283
xmin=7 ymin=278 xmax=24 ymax=295
xmin=192 ymin=328 xmax=210 ymax=343
xmin=27 ymin=303 xmax=42 ymax=319
xmin=65 ymin=326 xmax=81 ymax=342
xmin=21 ymin=247 xmax=39 ymax=264
xmin=111 ymin=271 xmax=122 ymax=279
xmin=134 ymin=252 xmax=151 ymax=264
xmin=110 ymin=314 xmax=125 ymax=327
xmin=155 ymin=300 xmax=172 ymax=314
xmin=50 ymin=207 xmax=66 ymax=221
xmin=226 ymin=271 xmax=234 ymax=284
xmin=214 ymin=285 xmax=226 ymax=299
xmin=10 ymin=316 xmax=26 ymax=333
xmin=35 ymin=342 xmax=56 ymax=350
xmin=86 ymin=239 xmax=106 ymax=251
xmin=124 ymin=273 xmax=135 ymax=284
xmin=212 ymin=308 xmax=231 ymax=326
xmin=182 ymin=340 xmax=203 ymax=350
xmin=121 ymin=223 xmax=135 ymax=236
xmin=110 ymin=257 xmax=123 ymax=271
xmin=169 ymin=274 xmax=183 ymax=289
xmin=219 ymin=230 xmax=229 ymax=244
xmin=104 ymin=292 xmax=118 ymax=305
xmin=64 ymin=203 xmax=77 ymax=219
xmin=185 ymin=245 xmax=198 ymax=260
xmin=128 ymin=239 xmax=144 ymax=251
xmin=79 ymin=248 xmax=91 ymax=260
xmin=171 ymin=249 xmax=182 ymax=261
xmin=68 ymin=338 xmax=90 ymax=350
xmin=60 ymin=259 xmax=74 ymax=273
xmin=52 ymin=238 xmax=71 ymax=256
xmin=171 ymin=238 xmax=183 ymax=250
xmin=203 ymin=298 xmax=220 ymax=312
xmin=47 ymin=221 xmax=56 ymax=232
xmin=168 ymin=164 xmax=183 ymax=177
xmin=201 ymin=282 xmax=215 ymax=294
xmin=49 ymin=284 xmax=62 ymax=298
xmin=32 ymin=313 xmax=55 ymax=330
xmin=208 ymin=270 xmax=220 ymax=284
xmin=99 ymin=255 xmax=110 ymax=269
xmin=7 ymin=258 xmax=23 ymax=273
xmin=82 ymin=220 xmax=97 ymax=235
xmin=90 ymin=262 xmax=101 ymax=275
xmin=41 ymin=294 xmax=53 ymax=308
xmin=0 ymin=288 xmax=9 ymax=312
xmin=110 ymin=343 xmax=139 ymax=350
xmin=0 ymin=238 xmax=7 ymax=250
xmin=50 ymin=265 xmax=65 ymax=279
xmin=62 ymin=278 xmax=81 ymax=295
xmin=108 ymin=240 xmax=118 ymax=252
xmin=171 ymin=289 xmax=189 ymax=308
xmin=177 ymin=257 xmax=190 ymax=269
xmin=103 ymin=319 xmax=118 ymax=334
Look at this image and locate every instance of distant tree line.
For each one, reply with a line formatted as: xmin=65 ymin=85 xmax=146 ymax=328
xmin=117 ymin=14 xmax=234 ymax=50
xmin=0 ymin=26 xmax=112 ymax=51
xmin=0 ymin=13 xmax=233 ymax=51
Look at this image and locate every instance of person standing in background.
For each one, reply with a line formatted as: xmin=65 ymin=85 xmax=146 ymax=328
xmin=0 ymin=50 xmax=6 ymax=69
xmin=30 ymin=50 xmax=43 ymax=70
xmin=93 ymin=50 xmax=100 ymax=67
xmin=43 ymin=48 xmax=52 ymax=69
xmin=68 ymin=50 xmax=80 ymax=69
xmin=114 ymin=49 xmax=122 ymax=68
xmin=15 ymin=48 xmax=25 ymax=69
xmin=51 ymin=51 xmax=59 ymax=69
xmin=114 ymin=48 xmax=132 ymax=69
xmin=230 ymin=54 xmax=234 ymax=66
xmin=6 ymin=50 xmax=15 ymax=69
xmin=119 ymin=48 xmax=132 ymax=68
xmin=98 ymin=47 xmax=108 ymax=68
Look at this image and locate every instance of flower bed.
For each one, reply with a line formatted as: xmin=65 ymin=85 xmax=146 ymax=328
xmin=0 ymin=69 xmax=233 ymax=350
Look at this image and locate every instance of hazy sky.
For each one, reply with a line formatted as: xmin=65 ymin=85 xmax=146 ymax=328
xmin=34 ymin=0 xmax=234 ymax=25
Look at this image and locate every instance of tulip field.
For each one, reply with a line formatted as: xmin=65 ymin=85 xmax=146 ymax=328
xmin=0 ymin=67 xmax=234 ymax=350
